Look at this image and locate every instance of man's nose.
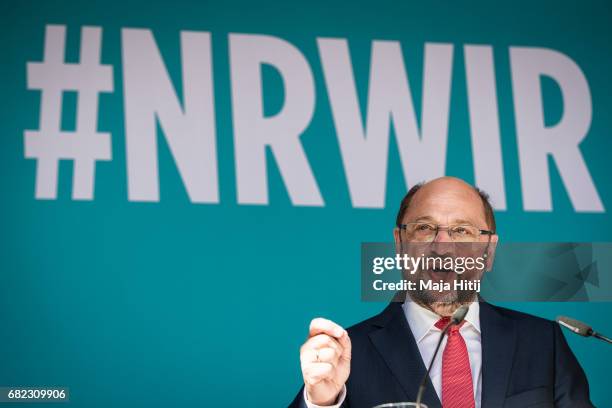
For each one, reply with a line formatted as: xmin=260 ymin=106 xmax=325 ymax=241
xmin=431 ymin=228 xmax=455 ymax=259
xmin=433 ymin=227 xmax=453 ymax=243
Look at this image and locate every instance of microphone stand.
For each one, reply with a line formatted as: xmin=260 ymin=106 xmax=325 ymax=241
xmin=415 ymin=320 xmax=453 ymax=408
xmin=593 ymin=332 xmax=612 ymax=344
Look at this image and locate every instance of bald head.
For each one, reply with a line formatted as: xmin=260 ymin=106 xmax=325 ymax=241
xmin=395 ymin=177 xmax=496 ymax=233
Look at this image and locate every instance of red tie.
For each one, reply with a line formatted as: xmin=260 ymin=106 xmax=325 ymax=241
xmin=435 ymin=317 xmax=475 ymax=408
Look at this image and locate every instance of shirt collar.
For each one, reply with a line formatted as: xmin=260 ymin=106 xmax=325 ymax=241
xmin=402 ymin=300 xmax=481 ymax=343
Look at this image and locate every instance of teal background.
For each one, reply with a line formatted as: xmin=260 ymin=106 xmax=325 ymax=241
xmin=1 ymin=0 xmax=612 ymax=406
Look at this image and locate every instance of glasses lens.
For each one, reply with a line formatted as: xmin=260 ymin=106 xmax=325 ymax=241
xmin=450 ymin=225 xmax=480 ymax=242
xmin=405 ymin=223 xmax=437 ymax=242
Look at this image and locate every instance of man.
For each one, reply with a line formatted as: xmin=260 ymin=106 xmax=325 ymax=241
xmin=289 ymin=177 xmax=593 ymax=408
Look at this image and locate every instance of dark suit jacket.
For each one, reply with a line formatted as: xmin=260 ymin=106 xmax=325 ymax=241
xmin=289 ymin=302 xmax=593 ymax=408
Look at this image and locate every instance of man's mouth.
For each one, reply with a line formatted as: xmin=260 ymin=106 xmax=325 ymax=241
xmin=425 ymin=267 xmax=456 ymax=281
xmin=431 ymin=266 xmax=454 ymax=273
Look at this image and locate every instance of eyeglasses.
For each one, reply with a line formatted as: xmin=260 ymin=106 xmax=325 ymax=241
xmin=398 ymin=222 xmax=493 ymax=242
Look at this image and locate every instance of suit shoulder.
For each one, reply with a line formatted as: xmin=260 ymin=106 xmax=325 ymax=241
xmin=345 ymin=303 xmax=401 ymax=339
xmin=485 ymin=303 xmax=556 ymax=331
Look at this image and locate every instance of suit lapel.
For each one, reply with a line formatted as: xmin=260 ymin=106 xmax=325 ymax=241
xmin=479 ymin=302 xmax=516 ymax=407
xmin=368 ymin=303 xmax=442 ymax=408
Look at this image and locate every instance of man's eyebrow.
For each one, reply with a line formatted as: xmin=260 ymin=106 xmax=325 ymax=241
xmin=452 ymin=218 xmax=479 ymax=226
xmin=407 ymin=216 xmax=481 ymax=226
xmin=405 ymin=216 xmax=485 ymax=228
xmin=410 ymin=216 xmax=436 ymax=223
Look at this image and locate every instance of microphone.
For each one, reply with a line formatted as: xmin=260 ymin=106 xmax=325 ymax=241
xmin=415 ymin=305 xmax=469 ymax=407
xmin=557 ymin=316 xmax=612 ymax=344
xmin=451 ymin=304 xmax=469 ymax=324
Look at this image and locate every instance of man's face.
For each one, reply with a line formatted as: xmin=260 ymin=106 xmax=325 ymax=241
xmin=393 ymin=177 xmax=498 ymax=307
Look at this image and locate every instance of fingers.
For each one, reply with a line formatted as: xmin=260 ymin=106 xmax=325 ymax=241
xmin=302 ymin=362 xmax=335 ymax=385
xmin=315 ymin=347 xmax=338 ymax=363
xmin=300 ymin=318 xmax=352 ymax=405
xmin=306 ymin=334 xmax=343 ymax=352
xmin=305 ymin=318 xmax=351 ymax=364
xmin=336 ymin=330 xmax=351 ymax=362
xmin=309 ymin=318 xmax=345 ymax=339
xmin=302 ymin=346 xmax=340 ymax=365
xmin=301 ymin=334 xmax=342 ymax=365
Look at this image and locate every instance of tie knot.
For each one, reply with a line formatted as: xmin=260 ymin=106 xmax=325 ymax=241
xmin=435 ymin=317 xmax=451 ymax=330
xmin=435 ymin=317 xmax=465 ymax=332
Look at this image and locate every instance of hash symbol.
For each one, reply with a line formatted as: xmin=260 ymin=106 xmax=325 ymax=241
xmin=24 ymin=25 xmax=113 ymax=200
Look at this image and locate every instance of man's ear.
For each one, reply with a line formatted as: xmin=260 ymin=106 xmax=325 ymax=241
xmin=393 ymin=227 xmax=401 ymax=253
xmin=485 ymin=234 xmax=499 ymax=271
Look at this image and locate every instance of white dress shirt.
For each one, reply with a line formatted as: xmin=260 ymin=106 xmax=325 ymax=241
xmin=304 ymin=301 xmax=482 ymax=408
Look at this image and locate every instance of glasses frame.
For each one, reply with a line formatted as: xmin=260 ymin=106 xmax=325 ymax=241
xmin=398 ymin=222 xmax=494 ymax=242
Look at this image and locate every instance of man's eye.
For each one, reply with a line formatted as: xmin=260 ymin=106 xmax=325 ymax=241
xmin=417 ymin=224 xmax=435 ymax=231
xmin=453 ymin=226 xmax=476 ymax=236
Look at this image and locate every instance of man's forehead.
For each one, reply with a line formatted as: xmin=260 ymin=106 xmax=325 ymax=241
xmin=409 ymin=214 xmax=481 ymax=225
xmin=402 ymin=183 xmax=487 ymax=225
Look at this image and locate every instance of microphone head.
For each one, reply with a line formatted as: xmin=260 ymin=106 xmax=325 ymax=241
xmin=557 ymin=316 xmax=593 ymax=337
xmin=451 ymin=305 xmax=469 ymax=324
